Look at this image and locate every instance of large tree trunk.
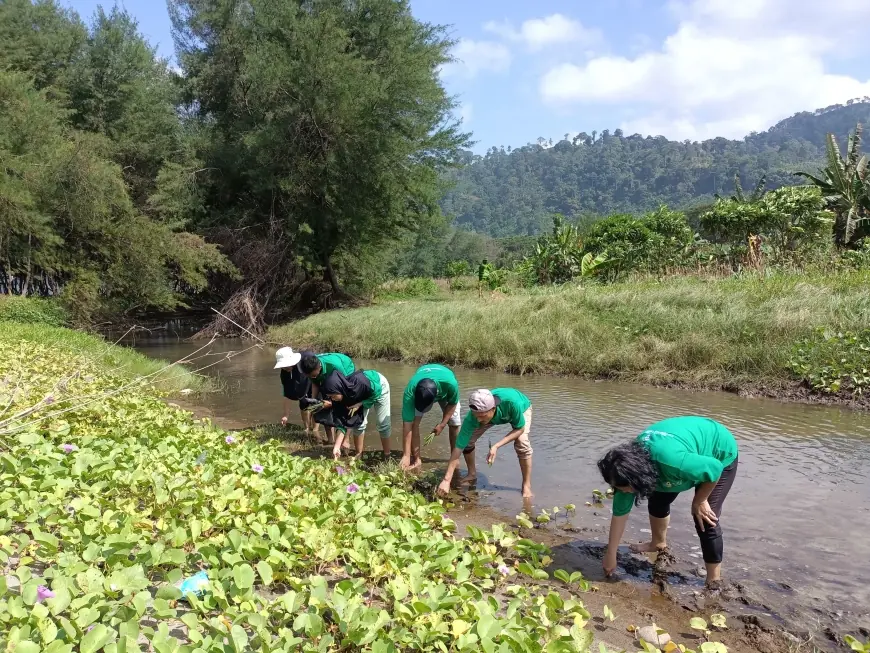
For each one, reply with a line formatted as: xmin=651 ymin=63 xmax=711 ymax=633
xmin=322 ymin=253 xmax=340 ymax=294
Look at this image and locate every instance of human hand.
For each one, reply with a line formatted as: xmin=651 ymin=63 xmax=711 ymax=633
xmin=692 ymin=499 xmax=718 ymax=527
xmin=432 ymin=423 xmax=445 ymax=437
xmin=332 ymin=446 xmax=342 ymax=461
xmin=437 ymin=480 xmax=451 ymax=497
xmin=321 ymin=400 xmax=332 ymax=409
xmin=603 ymin=548 xmax=618 ymax=577
xmin=281 ymin=416 xmax=289 ymax=427
xmin=486 ymin=446 xmax=498 ymax=466
xmin=399 ymin=456 xmax=412 ymax=471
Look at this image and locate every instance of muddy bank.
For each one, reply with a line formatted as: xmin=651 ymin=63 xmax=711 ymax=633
xmin=169 ymin=397 xmax=861 ymax=653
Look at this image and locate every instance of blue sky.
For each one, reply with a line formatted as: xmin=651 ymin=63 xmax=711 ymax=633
xmin=62 ymin=0 xmax=870 ymax=153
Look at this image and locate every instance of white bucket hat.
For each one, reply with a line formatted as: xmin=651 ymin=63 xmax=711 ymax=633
xmin=274 ymin=346 xmax=301 ymax=369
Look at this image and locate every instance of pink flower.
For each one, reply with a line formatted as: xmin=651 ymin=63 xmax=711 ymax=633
xmin=346 ymin=483 xmax=360 ymax=494
xmin=60 ymin=444 xmax=77 ymax=454
xmin=36 ymin=586 xmax=55 ymax=602
xmin=497 ymin=564 xmax=510 ymax=576
xmin=251 ymin=464 xmax=264 ymax=474
xmin=225 ymin=436 xmax=236 ymax=445
xmin=335 ymin=466 xmax=347 ymax=476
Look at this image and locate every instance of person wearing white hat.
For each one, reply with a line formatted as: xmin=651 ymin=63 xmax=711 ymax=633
xmin=274 ymin=347 xmax=315 ymax=434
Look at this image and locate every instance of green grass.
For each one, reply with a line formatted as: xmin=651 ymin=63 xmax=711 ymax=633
xmin=271 ymin=270 xmax=870 ymax=393
xmin=0 ymin=321 xmax=209 ymax=395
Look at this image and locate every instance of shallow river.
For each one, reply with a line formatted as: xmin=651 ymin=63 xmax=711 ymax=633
xmin=129 ymin=331 xmax=870 ymax=635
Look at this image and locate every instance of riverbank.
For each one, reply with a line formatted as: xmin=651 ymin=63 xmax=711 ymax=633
xmin=271 ymin=271 xmax=870 ymax=408
xmin=0 ymin=323 xmax=683 ymax=652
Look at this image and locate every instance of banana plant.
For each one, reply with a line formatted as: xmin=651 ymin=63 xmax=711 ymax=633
xmin=795 ymin=124 xmax=870 ymax=247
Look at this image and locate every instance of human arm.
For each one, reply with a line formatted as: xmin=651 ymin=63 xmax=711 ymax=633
xmin=486 ymin=426 xmax=524 ymax=465
xmin=281 ymin=398 xmax=293 ymax=426
xmin=400 ymin=419 xmax=421 ymax=469
xmin=604 ymin=513 xmax=630 ymax=576
xmin=691 ymin=481 xmax=718 ymax=527
xmin=437 ymin=447 xmax=465 ymax=496
xmin=433 ymin=403 xmax=458 ymax=436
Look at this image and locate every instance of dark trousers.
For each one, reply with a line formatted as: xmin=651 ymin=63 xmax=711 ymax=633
xmin=646 ymin=458 xmax=738 ymax=564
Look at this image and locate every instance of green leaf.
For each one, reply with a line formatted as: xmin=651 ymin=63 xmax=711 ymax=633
xmin=256 ymin=561 xmax=273 ymax=586
xmin=553 ymin=569 xmax=570 ymax=584
xmin=699 ymin=643 xmax=728 ymax=653
xmin=689 ymin=617 xmax=708 ymax=631
xmin=710 ymin=613 xmax=727 ymax=629
xmin=14 ymin=643 xmax=41 ymax=653
xmin=233 ymin=563 xmax=255 ymax=590
xmin=80 ymin=624 xmax=111 ymax=653
xmin=230 ymin=625 xmax=248 ymax=652
xmin=603 ymin=605 xmax=615 ymax=621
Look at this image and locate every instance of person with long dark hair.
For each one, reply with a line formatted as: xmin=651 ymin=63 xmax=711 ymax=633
xmin=320 ymin=369 xmax=392 ymax=460
xmin=597 ymin=416 xmax=738 ymax=588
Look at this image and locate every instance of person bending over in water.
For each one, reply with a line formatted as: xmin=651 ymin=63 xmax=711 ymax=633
xmin=274 ymin=347 xmax=315 ymax=433
xmin=597 ymin=416 xmax=739 ymax=589
xmin=400 ymin=363 xmax=462 ymax=471
xmin=299 ymin=351 xmax=355 ymax=447
xmin=320 ymin=369 xmax=392 ymax=460
xmin=437 ymin=388 xmax=534 ymax=499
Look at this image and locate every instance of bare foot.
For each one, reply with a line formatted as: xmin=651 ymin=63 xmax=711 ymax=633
xmin=522 ymin=488 xmax=533 ymax=499
xmin=629 ymin=541 xmax=667 ymax=554
xmin=457 ymin=474 xmax=477 ymax=486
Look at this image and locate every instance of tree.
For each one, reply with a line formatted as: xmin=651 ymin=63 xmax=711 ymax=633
xmin=796 ymin=124 xmax=870 ymax=246
xmin=170 ymin=0 xmax=470 ymax=297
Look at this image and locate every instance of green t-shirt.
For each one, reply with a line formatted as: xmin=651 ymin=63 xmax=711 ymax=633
xmin=401 ymin=364 xmax=460 ymax=422
xmin=455 ymin=388 xmax=531 ymax=450
xmin=314 ymin=353 xmax=355 ymax=387
xmin=361 ymin=370 xmax=383 ymax=409
xmin=612 ymin=416 xmax=738 ymax=517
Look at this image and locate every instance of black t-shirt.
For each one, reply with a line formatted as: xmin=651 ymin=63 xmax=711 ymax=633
xmin=280 ymin=367 xmax=311 ymax=400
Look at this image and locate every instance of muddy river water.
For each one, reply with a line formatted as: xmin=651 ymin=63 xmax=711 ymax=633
xmin=129 ymin=331 xmax=870 ymax=641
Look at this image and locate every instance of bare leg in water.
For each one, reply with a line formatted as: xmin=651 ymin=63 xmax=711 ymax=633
xmin=630 ymin=515 xmax=669 ymax=553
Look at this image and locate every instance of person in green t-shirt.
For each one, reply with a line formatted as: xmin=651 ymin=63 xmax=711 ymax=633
xmin=437 ymin=388 xmax=534 ymax=499
xmin=597 ymin=416 xmax=739 ymax=588
xmin=299 ymin=352 xmax=355 ymax=447
xmin=400 ymin=364 xmax=463 ymax=471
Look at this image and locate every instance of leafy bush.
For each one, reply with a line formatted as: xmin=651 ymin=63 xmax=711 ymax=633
xmin=0 ymin=336 xmax=600 ymax=652
xmin=0 ymin=296 xmax=68 ymax=326
xmin=582 ymin=207 xmax=693 ymax=278
xmin=790 ymin=328 xmax=870 ymax=394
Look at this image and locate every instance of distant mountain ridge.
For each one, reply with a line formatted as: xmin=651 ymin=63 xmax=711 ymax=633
xmin=440 ymin=100 xmax=870 ymax=237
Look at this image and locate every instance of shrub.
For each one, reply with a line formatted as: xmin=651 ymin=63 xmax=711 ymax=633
xmin=0 ymin=296 xmax=68 ymax=326
xmin=375 ymin=277 xmax=439 ymax=300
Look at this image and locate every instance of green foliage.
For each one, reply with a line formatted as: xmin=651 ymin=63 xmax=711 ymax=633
xmin=582 ymin=207 xmax=693 ymax=277
xmin=701 ymin=185 xmax=833 ymax=261
xmin=0 ymin=297 xmax=68 ymax=327
xmin=442 ymin=102 xmax=870 ymax=237
xmin=171 ymin=0 xmax=470 ymax=292
xmin=796 ymin=124 xmax=870 ymax=247
xmin=0 ymin=5 xmax=232 ymax=318
xmin=525 ymin=215 xmax=585 ymax=284
xmin=845 ymin=635 xmax=870 ymax=652
xmin=790 ymin=328 xmax=870 ymax=395
xmin=0 ymin=330 xmax=598 ymax=652
xmin=446 ymin=260 xmax=471 ymax=279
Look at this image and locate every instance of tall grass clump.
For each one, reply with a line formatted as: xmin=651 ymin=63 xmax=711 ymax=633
xmin=271 ymin=270 xmax=870 ymax=392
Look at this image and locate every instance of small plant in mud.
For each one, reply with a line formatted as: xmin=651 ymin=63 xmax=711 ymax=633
xmin=846 ymin=636 xmax=870 ymax=653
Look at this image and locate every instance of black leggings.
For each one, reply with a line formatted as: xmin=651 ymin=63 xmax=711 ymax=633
xmin=647 ymin=458 xmax=738 ymax=564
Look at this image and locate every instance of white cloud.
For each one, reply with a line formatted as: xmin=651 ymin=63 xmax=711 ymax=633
xmin=440 ymin=39 xmax=511 ymax=79
xmin=484 ymin=14 xmax=601 ymax=52
xmin=540 ymin=0 xmax=870 ymax=140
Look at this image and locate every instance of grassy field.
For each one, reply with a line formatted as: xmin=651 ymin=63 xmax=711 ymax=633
xmin=271 ymin=271 xmax=870 ymax=395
